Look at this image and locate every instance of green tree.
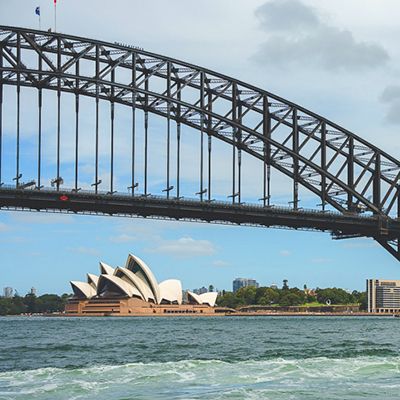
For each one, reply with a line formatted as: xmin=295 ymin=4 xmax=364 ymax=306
xmin=315 ymin=288 xmax=353 ymax=305
xmin=61 ymin=293 xmax=71 ymax=304
xmin=282 ymin=279 xmax=289 ymax=290
xmin=9 ymin=295 xmax=26 ymax=315
xmin=256 ymin=287 xmax=280 ymax=305
xmin=24 ymin=293 xmax=37 ymax=313
xmin=288 ymin=287 xmax=306 ymax=304
xmin=0 ymin=298 xmax=12 ymax=315
xmin=236 ymin=286 xmax=257 ymax=305
xmin=217 ymin=292 xmax=240 ymax=308
xmin=0 ymin=293 xmax=72 ymax=315
xmin=352 ymin=290 xmax=367 ymax=310
xmin=210 ymin=286 xmax=366 ymax=310
xmin=279 ymin=292 xmax=302 ymax=306
xmin=305 ymin=294 xmax=317 ymax=303
xmin=358 ymin=292 xmax=367 ymax=310
xmin=36 ymin=294 xmax=66 ymax=313
xmin=255 ymin=287 xmax=268 ymax=303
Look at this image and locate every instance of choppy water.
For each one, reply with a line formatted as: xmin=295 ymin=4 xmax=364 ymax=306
xmin=1 ymin=316 xmax=400 ymax=399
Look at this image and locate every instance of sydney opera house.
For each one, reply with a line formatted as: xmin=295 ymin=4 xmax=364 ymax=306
xmin=65 ymin=253 xmax=219 ymax=316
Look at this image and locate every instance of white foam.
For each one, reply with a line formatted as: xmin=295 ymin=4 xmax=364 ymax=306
xmin=1 ymin=357 xmax=400 ymax=399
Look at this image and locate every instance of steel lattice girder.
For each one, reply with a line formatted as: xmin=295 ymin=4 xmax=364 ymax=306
xmin=0 ymin=25 xmax=400 ymax=260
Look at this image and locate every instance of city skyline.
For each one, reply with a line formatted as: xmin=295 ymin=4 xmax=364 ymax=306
xmin=1 ymin=0 xmax=400 ymax=294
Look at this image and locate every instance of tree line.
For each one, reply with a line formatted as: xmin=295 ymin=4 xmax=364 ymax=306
xmin=217 ymin=282 xmax=367 ymax=310
xmin=0 ymin=293 xmax=70 ymax=315
xmin=0 ymin=283 xmax=368 ymax=315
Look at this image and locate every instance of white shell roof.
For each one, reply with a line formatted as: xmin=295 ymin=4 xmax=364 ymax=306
xmin=114 ymin=267 xmax=156 ymax=302
xmin=87 ymin=273 xmax=99 ymax=289
xmin=198 ymin=292 xmax=218 ymax=307
xmin=187 ymin=291 xmax=202 ymax=305
xmin=70 ymin=281 xmax=97 ymax=299
xmin=159 ymin=279 xmax=183 ymax=305
xmin=70 ymin=253 xmax=216 ymax=307
xmin=187 ymin=291 xmax=218 ymax=307
xmin=125 ymin=254 xmax=160 ymax=303
xmin=97 ymin=274 xmax=142 ymax=298
xmin=99 ymin=262 xmax=115 ymax=275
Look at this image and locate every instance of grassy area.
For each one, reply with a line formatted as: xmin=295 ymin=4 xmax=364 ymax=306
xmin=294 ymin=303 xmax=360 ymax=308
xmin=241 ymin=302 xmax=361 ymax=308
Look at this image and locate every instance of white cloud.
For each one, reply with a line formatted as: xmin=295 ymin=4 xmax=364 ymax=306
xmin=256 ymin=0 xmax=320 ymax=32
xmin=381 ymin=85 xmax=400 ymax=124
xmin=253 ymin=0 xmax=389 ymax=71
xmin=280 ymin=250 xmax=291 ymax=257
xmin=212 ymin=260 xmax=231 ymax=267
xmin=146 ymin=236 xmax=216 ymax=258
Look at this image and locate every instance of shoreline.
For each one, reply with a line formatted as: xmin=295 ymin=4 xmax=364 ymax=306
xmin=2 ymin=311 xmax=397 ymax=318
xmin=230 ymin=312 xmax=396 ymax=317
xmin=62 ymin=312 xmax=398 ymax=317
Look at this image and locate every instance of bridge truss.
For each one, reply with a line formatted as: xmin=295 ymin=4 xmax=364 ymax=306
xmin=0 ymin=26 xmax=400 ymax=260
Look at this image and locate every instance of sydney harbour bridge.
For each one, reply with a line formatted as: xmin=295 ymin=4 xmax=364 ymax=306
xmin=0 ymin=25 xmax=400 ymax=260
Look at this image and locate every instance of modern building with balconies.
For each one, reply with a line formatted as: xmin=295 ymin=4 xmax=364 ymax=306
xmin=367 ymin=279 xmax=400 ymax=313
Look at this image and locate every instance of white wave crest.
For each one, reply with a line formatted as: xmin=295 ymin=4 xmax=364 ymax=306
xmin=1 ymin=357 xmax=400 ymax=399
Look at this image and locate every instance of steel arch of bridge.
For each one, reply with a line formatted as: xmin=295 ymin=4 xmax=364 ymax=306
xmin=0 ymin=25 xmax=400 ymax=260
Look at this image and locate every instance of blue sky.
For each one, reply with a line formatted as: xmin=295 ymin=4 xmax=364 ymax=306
xmin=1 ymin=0 xmax=400 ymax=295
xmin=1 ymin=210 xmax=399 ymax=294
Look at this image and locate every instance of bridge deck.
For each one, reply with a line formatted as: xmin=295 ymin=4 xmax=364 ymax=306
xmin=0 ymin=186 xmax=398 ymax=239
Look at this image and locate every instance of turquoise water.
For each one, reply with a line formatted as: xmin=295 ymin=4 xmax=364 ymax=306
xmin=1 ymin=316 xmax=400 ymax=399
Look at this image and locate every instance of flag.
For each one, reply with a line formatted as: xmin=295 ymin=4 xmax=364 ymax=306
xmin=54 ymin=0 xmax=57 ymax=3
xmin=35 ymin=6 xmax=40 ymax=16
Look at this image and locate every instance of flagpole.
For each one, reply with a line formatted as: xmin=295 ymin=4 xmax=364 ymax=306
xmin=54 ymin=2 xmax=57 ymax=32
xmin=39 ymin=14 xmax=41 ymax=31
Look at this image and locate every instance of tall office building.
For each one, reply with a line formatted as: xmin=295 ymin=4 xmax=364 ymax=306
xmin=367 ymin=279 xmax=400 ymax=313
xmin=233 ymin=278 xmax=259 ymax=292
xmin=3 ymin=287 xmax=13 ymax=298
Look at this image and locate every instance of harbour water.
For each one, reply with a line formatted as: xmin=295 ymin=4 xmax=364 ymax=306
xmin=1 ymin=316 xmax=400 ymax=399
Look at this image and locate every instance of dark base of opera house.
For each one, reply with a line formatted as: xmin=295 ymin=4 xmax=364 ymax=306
xmin=65 ymin=297 xmax=223 ymax=316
